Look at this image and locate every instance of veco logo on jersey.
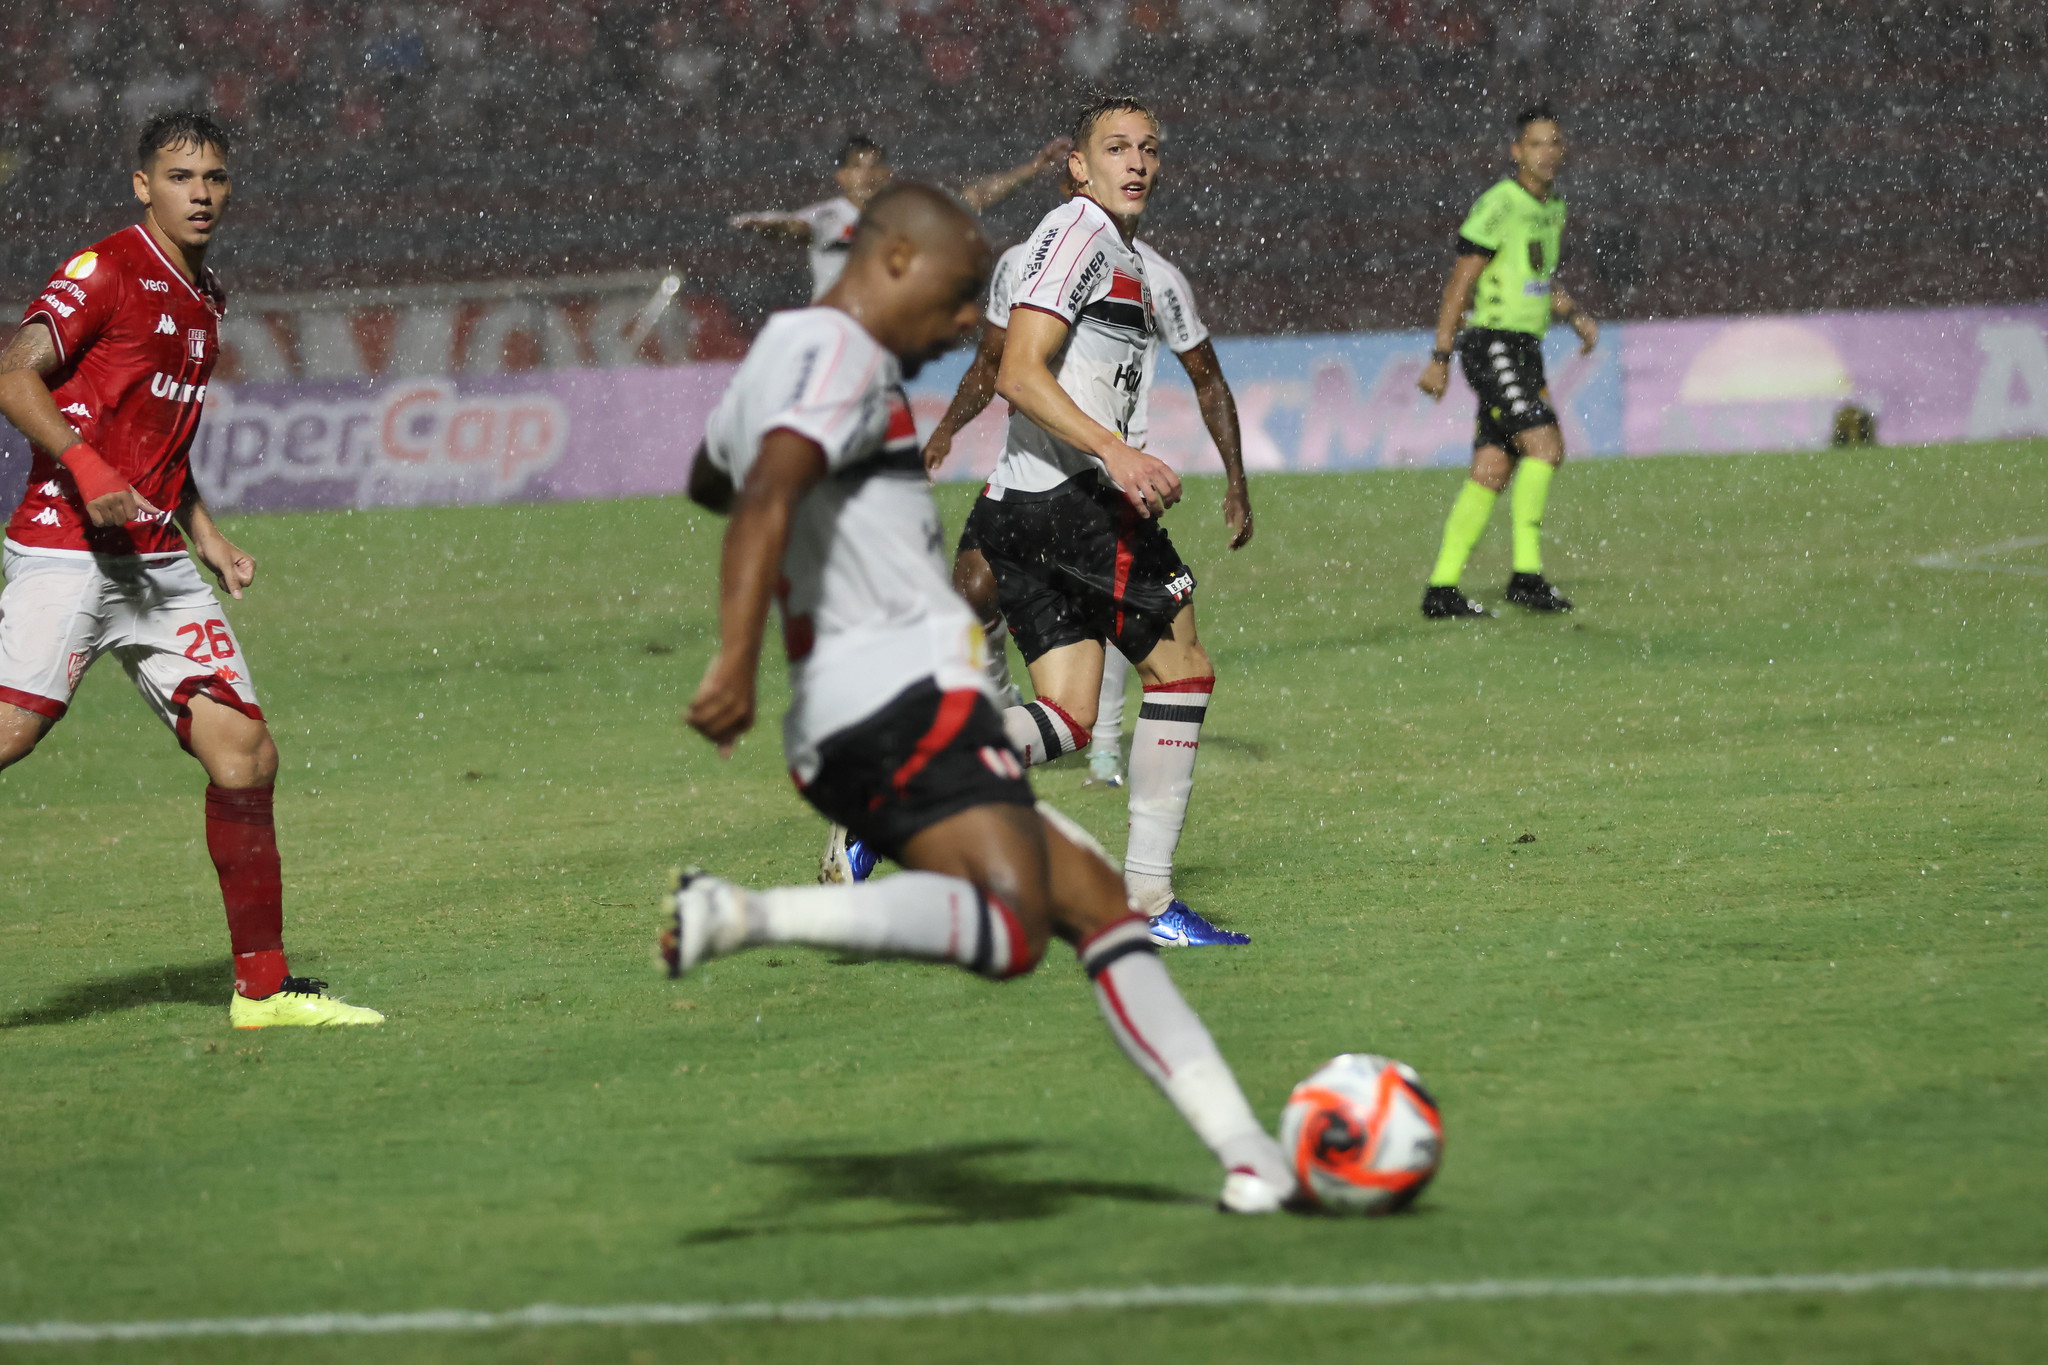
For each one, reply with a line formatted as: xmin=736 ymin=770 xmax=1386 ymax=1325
xmin=61 ymin=251 xmax=97 ymax=280
xmin=193 ymin=380 xmax=571 ymax=509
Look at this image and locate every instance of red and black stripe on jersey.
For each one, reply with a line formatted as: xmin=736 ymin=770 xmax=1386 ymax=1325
xmin=1077 ymin=270 xmax=1150 ymax=338
xmin=840 ymin=386 xmax=925 ymax=479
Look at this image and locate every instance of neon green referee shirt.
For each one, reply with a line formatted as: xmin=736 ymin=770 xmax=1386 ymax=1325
xmin=1457 ymin=178 xmax=1566 ymax=336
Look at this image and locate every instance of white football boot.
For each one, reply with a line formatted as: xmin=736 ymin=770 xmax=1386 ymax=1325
xmin=1217 ymin=1168 xmax=1292 ymax=1214
xmin=818 ymin=825 xmax=855 ymax=884
xmin=659 ymin=869 xmax=753 ymax=978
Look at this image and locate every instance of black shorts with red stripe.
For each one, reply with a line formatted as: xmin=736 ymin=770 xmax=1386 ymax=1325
xmin=800 ymin=678 xmax=1035 ymax=861
xmin=963 ymin=472 xmax=1195 ymax=666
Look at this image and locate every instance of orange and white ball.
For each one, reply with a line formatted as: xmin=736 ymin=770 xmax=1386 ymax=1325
xmin=1279 ymin=1054 xmax=1443 ymax=1214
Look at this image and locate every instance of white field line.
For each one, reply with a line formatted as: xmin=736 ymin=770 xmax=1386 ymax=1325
xmin=1914 ymin=534 xmax=2048 ymax=575
xmin=3 ymin=1268 xmax=2046 ymax=1344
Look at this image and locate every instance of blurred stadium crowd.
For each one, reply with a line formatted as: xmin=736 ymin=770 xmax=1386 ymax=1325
xmin=1 ymin=1 xmax=2043 ymax=339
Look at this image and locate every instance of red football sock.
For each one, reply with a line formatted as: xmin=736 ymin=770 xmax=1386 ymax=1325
xmin=206 ymin=783 xmax=288 ymax=998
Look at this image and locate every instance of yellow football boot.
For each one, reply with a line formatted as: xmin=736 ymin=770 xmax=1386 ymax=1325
xmin=230 ymin=977 xmax=384 ymax=1028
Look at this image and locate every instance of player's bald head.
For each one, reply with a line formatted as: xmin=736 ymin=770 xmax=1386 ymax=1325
xmin=830 ymin=182 xmax=989 ymax=379
xmin=851 ymin=182 xmax=985 ymax=268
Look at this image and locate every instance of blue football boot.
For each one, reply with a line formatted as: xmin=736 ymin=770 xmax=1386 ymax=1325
xmin=1148 ymin=900 xmax=1250 ymax=947
xmin=846 ymin=836 xmax=879 ymax=882
xmin=820 ymin=825 xmax=882 ymax=883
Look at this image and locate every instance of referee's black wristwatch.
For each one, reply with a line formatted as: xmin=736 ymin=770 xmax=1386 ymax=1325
xmin=1430 ymin=348 xmax=1453 ymax=364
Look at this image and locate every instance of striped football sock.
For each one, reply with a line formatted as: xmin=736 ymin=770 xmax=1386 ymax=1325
xmin=1124 ymin=676 xmax=1212 ymax=909
xmin=753 ymin=873 xmax=1037 ymax=980
xmin=1080 ymin=916 xmax=1291 ymax=1184
xmin=1003 ymin=699 xmax=1089 ymax=768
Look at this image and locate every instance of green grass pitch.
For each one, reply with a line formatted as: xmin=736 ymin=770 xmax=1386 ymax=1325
xmin=3 ymin=442 xmax=2046 ymax=1363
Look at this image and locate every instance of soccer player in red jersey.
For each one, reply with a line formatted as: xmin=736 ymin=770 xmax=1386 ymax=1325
xmin=0 ymin=111 xmax=381 ymax=1028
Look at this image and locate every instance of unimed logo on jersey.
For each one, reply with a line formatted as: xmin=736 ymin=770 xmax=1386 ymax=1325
xmin=193 ymin=381 xmax=571 ymax=508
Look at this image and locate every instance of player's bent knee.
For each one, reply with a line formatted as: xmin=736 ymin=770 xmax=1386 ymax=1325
xmin=983 ymin=890 xmax=1050 ymax=980
xmin=0 ymin=705 xmax=53 ymax=770
xmin=186 ymin=699 xmax=278 ymax=789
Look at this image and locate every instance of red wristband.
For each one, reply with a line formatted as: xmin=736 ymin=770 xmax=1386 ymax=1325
xmin=59 ymin=441 xmax=127 ymax=503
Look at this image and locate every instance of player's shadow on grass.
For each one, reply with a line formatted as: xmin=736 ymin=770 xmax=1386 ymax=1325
xmin=683 ymin=1139 xmax=1202 ymax=1244
xmin=2 ymin=958 xmax=227 ymax=1028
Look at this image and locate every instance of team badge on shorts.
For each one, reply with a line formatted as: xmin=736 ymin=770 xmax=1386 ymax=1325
xmin=65 ymin=650 xmax=90 ymax=690
xmin=979 ymin=745 xmax=1024 ymax=780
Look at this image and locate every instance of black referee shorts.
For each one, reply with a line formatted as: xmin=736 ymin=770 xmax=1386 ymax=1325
xmin=964 ymin=474 xmax=1195 ymax=666
xmin=1461 ymin=328 xmax=1560 ymax=450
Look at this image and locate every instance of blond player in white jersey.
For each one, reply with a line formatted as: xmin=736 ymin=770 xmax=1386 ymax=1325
xmin=731 ymin=135 xmax=1072 ymax=301
xmin=951 ymin=98 xmax=1251 ymax=948
xmin=671 ymin=182 xmax=1298 ymax=1215
xmin=926 ymin=217 xmax=1253 ymax=800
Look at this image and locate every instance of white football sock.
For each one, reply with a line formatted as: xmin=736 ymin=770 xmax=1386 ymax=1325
xmin=752 ymin=873 xmax=1034 ymax=979
xmin=1003 ymin=699 xmax=1089 ymax=768
xmin=982 ymin=617 xmax=1023 ymax=708
xmin=1124 ymin=676 xmax=1213 ymax=905
xmin=1079 ymin=916 xmax=1293 ymax=1189
xmin=1089 ymin=647 xmax=1131 ymax=757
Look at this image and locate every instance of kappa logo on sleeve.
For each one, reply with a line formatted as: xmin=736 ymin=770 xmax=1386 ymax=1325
xmin=61 ymin=251 xmax=98 ymax=280
xmin=39 ymin=480 xmax=63 ymax=496
xmin=60 ymin=403 xmax=90 ymax=418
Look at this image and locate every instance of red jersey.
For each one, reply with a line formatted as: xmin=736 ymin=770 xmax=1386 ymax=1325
xmin=6 ymin=224 xmax=225 ymax=557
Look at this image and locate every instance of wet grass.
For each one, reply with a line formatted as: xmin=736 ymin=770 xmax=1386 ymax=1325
xmin=3 ymin=441 xmax=2046 ymax=1363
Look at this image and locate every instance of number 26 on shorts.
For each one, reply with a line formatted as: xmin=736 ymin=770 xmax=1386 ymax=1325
xmin=177 ymin=619 xmax=237 ymax=664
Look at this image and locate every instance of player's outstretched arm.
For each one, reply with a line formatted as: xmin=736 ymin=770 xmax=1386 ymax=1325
xmin=177 ymin=493 xmax=256 ymax=599
xmin=958 ymin=138 xmax=1073 ymax=214
xmin=728 ymin=212 xmax=812 ymax=242
xmin=1417 ymin=255 xmax=1488 ymax=402
xmin=997 ymin=308 xmax=1180 ymax=517
xmin=686 ymin=430 xmax=827 ymax=755
xmin=1176 ymin=340 xmax=1254 ymax=550
xmin=924 ymin=320 xmax=1006 ymax=473
xmin=1552 ymin=287 xmax=1599 ymax=354
xmin=0 ymin=323 xmax=161 ymax=527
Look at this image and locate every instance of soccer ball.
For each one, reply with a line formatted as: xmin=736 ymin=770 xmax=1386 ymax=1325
xmin=1278 ymin=1054 xmax=1443 ymax=1214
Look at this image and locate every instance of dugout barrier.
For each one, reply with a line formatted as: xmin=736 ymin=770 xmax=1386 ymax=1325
xmin=3 ymin=304 xmax=2045 ymax=515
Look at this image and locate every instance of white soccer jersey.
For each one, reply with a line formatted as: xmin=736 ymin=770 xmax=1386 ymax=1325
xmin=992 ymin=195 xmax=1154 ymax=497
xmin=985 ymin=241 xmax=1030 ymax=330
xmin=797 ymin=196 xmax=862 ymax=300
xmin=1129 ymin=239 xmax=1210 ymax=450
xmin=702 ymin=307 xmax=986 ymax=779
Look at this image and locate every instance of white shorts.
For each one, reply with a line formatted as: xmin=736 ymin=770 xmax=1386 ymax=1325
xmin=0 ymin=544 xmax=264 ymax=748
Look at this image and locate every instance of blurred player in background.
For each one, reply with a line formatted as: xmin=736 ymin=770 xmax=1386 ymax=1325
xmin=674 ymin=183 xmax=1297 ymax=1213
xmin=731 ymin=134 xmax=1074 ymax=301
xmin=0 ymin=112 xmax=381 ymax=1028
xmin=1417 ymin=101 xmax=1598 ymax=619
xmin=924 ymin=180 xmax=1253 ymax=794
xmin=972 ymin=97 xmax=1245 ymax=948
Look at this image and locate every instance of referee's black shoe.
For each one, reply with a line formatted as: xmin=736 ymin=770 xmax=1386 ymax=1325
xmin=1504 ymin=572 xmax=1573 ymax=612
xmin=1421 ymin=585 xmax=1491 ymax=619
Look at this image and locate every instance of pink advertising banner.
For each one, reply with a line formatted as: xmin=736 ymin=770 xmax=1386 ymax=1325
xmin=1618 ymin=306 xmax=2048 ymax=455
xmin=2 ymin=305 xmax=2044 ymax=515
